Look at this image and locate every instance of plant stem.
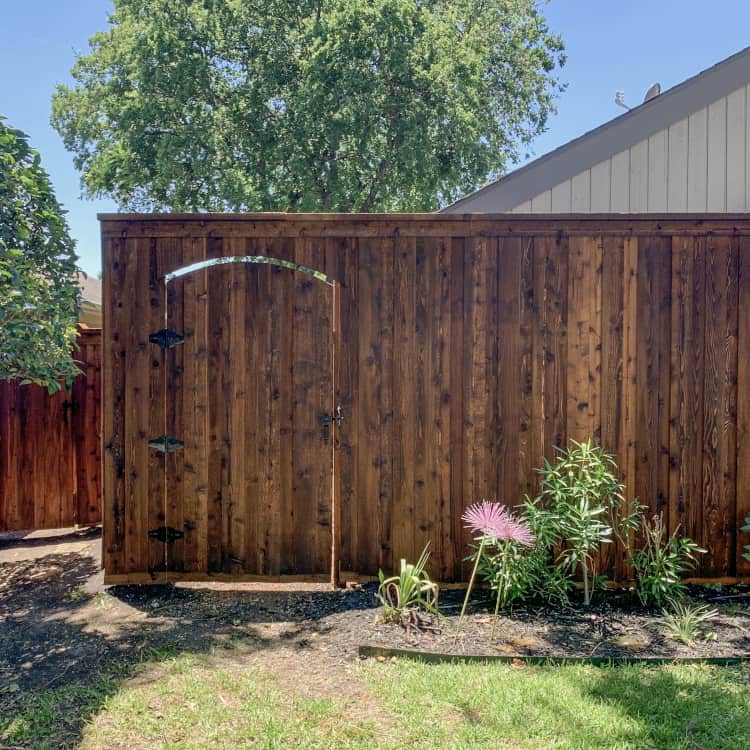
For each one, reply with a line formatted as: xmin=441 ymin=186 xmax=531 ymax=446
xmin=457 ymin=537 xmax=485 ymax=630
xmin=583 ymin=562 xmax=590 ymax=606
xmin=490 ymin=540 xmax=509 ymax=639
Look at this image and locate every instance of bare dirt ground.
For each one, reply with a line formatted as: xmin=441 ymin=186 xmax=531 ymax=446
xmin=1 ymin=528 xmax=749 ymax=746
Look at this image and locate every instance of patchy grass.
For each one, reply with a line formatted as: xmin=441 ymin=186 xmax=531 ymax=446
xmin=3 ymin=653 xmax=750 ymax=750
xmin=365 ymin=660 xmax=750 ymax=750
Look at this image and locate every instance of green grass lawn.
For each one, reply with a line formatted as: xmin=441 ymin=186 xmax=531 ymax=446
xmin=3 ymin=653 xmax=749 ymax=750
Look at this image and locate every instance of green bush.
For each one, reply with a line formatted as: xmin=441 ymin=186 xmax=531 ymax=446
xmin=630 ymin=514 xmax=705 ymax=607
xmin=526 ymin=440 xmax=640 ymax=605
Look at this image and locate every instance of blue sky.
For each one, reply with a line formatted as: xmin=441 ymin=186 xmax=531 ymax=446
xmin=2 ymin=1 xmax=750 ymax=275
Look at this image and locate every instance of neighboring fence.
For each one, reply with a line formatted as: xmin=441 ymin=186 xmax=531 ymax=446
xmin=100 ymin=214 xmax=750 ymax=583
xmin=0 ymin=326 xmax=102 ymax=532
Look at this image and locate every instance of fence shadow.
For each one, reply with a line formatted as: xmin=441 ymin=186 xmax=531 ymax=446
xmin=0 ymin=544 xmax=379 ymax=749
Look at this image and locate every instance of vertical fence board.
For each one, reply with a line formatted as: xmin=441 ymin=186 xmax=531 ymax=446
xmin=669 ymin=236 xmax=706 ymax=544
xmin=392 ymin=236 xmax=417 ymax=567
xmin=736 ymin=236 xmax=750 ymax=575
xmin=702 ymin=235 xmax=738 ymax=575
xmin=165 ymin=238 xmax=186 ymax=573
xmin=497 ymin=237 xmax=522 ymax=504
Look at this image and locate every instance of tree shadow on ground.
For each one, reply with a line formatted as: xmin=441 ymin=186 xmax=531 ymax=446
xmin=0 ymin=538 xmax=379 ymax=749
xmin=580 ymin=663 xmax=750 ymax=749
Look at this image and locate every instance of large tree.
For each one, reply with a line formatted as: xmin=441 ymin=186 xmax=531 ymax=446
xmin=0 ymin=118 xmax=80 ymax=390
xmin=52 ymin=0 xmax=564 ymax=212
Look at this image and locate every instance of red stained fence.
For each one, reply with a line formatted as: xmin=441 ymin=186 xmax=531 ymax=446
xmin=0 ymin=326 xmax=102 ymax=532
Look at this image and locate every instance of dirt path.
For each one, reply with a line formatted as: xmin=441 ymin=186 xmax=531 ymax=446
xmin=0 ymin=528 xmax=389 ymax=748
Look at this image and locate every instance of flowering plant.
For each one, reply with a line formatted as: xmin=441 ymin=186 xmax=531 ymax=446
xmin=457 ymin=501 xmax=535 ymax=634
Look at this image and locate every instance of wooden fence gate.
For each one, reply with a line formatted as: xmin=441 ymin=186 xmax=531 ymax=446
xmin=102 ymin=214 xmax=750 ymax=584
xmin=102 ymin=235 xmax=340 ymax=583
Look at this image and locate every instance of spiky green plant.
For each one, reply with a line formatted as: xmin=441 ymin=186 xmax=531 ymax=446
xmin=660 ymin=599 xmax=718 ymax=646
xmin=377 ymin=543 xmax=439 ymax=624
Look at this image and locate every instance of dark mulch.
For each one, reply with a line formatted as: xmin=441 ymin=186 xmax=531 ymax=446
xmin=1 ymin=528 xmax=748 ymax=701
xmin=363 ymin=585 xmax=750 ymax=659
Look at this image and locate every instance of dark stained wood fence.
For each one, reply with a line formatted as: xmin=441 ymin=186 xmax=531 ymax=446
xmin=0 ymin=326 xmax=102 ymax=532
xmin=100 ymin=214 xmax=750 ymax=583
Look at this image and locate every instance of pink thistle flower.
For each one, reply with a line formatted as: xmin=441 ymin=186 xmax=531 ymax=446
xmin=462 ymin=500 xmax=535 ymax=546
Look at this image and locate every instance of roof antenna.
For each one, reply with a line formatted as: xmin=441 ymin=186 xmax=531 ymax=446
xmin=643 ymin=82 xmax=661 ymax=102
xmin=614 ymin=91 xmax=631 ymax=111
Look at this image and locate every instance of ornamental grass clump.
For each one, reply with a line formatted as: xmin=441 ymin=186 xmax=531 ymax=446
xmin=458 ymin=501 xmax=535 ymax=634
xmin=377 ymin=543 xmax=440 ymax=625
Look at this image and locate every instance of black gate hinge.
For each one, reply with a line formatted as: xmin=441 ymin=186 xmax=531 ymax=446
xmin=148 ymin=435 xmax=185 ymax=453
xmin=148 ymin=526 xmax=185 ymax=544
xmin=149 ymin=329 xmax=184 ymax=349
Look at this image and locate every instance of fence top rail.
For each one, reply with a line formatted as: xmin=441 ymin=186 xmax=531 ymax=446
xmin=99 ymin=213 xmax=750 ymax=239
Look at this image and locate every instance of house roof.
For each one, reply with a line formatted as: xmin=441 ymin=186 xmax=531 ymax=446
xmin=442 ymin=46 xmax=750 ymax=213
xmin=77 ymin=272 xmax=102 ymax=306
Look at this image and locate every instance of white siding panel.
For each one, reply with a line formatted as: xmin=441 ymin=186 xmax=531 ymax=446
xmin=648 ymin=130 xmax=668 ymax=211
xmin=746 ymin=84 xmax=750 ymax=211
xmin=726 ymin=87 xmax=746 ymax=211
xmin=707 ymin=98 xmax=727 ymax=211
xmin=667 ymin=118 xmax=688 ymax=211
xmin=589 ymin=162 xmax=610 ymax=212
xmin=610 ymin=150 xmax=630 ymax=211
xmin=512 ymin=200 xmax=532 ymax=213
xmin=571 ymin=171 xmax=591 ymax=211
xmin=629 ymin=139 xmax=649 ymax=212
xmin=530 ymin=190 xmax=552 ymax=212
xmin=550 ymin=180 xmax=572 ymax=211
xmin=688 ymin=107 xmax=708 ymax=211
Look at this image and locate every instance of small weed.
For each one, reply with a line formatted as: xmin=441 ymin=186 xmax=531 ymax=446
xmin=93 ymin=592 xmax=112 ymax=610
xmin=67 ymin=586 xmax=88 ymax=602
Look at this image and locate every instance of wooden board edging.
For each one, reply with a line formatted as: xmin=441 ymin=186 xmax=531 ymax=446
xmin=358 ymin=645 xmax=750 ymax=666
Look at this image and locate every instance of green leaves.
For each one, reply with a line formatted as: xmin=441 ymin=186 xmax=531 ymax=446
xmin=51 ymin=0 xmax=564 ymax=212
xmin=377 ymin=543 xmax=440 ymax=624
xmin=631 ymin=514 xmax=706 ymax=607
xmin=533 ymin=440 xmax=624 ymax=605
xmin=0 ymin=117 xmax=80 ymax=390
xmin=741 ymin=513 xmax=750 ymax=564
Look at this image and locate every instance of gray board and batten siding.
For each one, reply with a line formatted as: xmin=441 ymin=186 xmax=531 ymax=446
xmin=444 ymin=47 xmax=750 ymax=214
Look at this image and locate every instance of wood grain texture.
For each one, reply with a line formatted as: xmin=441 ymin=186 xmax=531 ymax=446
xmin=101 ymin=216 xmax=750 ymax=581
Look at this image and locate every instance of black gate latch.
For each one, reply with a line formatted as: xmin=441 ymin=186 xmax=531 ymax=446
xmin=148 ymin=526 xmax=185 ymax=544
xmin=319 ymin=406 xmax=344 ymax=444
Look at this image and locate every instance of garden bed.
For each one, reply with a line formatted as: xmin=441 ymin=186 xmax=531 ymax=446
xmin=361 ymin=585 xmax=750 ymax=661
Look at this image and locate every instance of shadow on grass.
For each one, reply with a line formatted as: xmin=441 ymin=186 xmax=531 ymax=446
xmin=0 ymin=539 xmax=378 ymax=749
xmin=582 ymin=664 xmax=750 ymax=749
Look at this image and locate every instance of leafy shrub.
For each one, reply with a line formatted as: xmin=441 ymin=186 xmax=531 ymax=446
xmin=528 ymin=440 xmax=639 ymax=605
xmin=660 ymin=599 xmax=718 ymax=646
xmin=742 ymin=514 xmax=750 ymax=564
xmin=630 ymin=514 xmax=706 ymax=607
xmin=377 ymin=543 xmax=439 ymax=625
xmin=476 ymin=540 xmax=570 ymax=611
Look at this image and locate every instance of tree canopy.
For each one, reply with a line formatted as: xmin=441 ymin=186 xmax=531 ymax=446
xmin=52 ymin=0 xmax=564 ymax=212
xmin=0 ymin=117 xmax=80 ymax=390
